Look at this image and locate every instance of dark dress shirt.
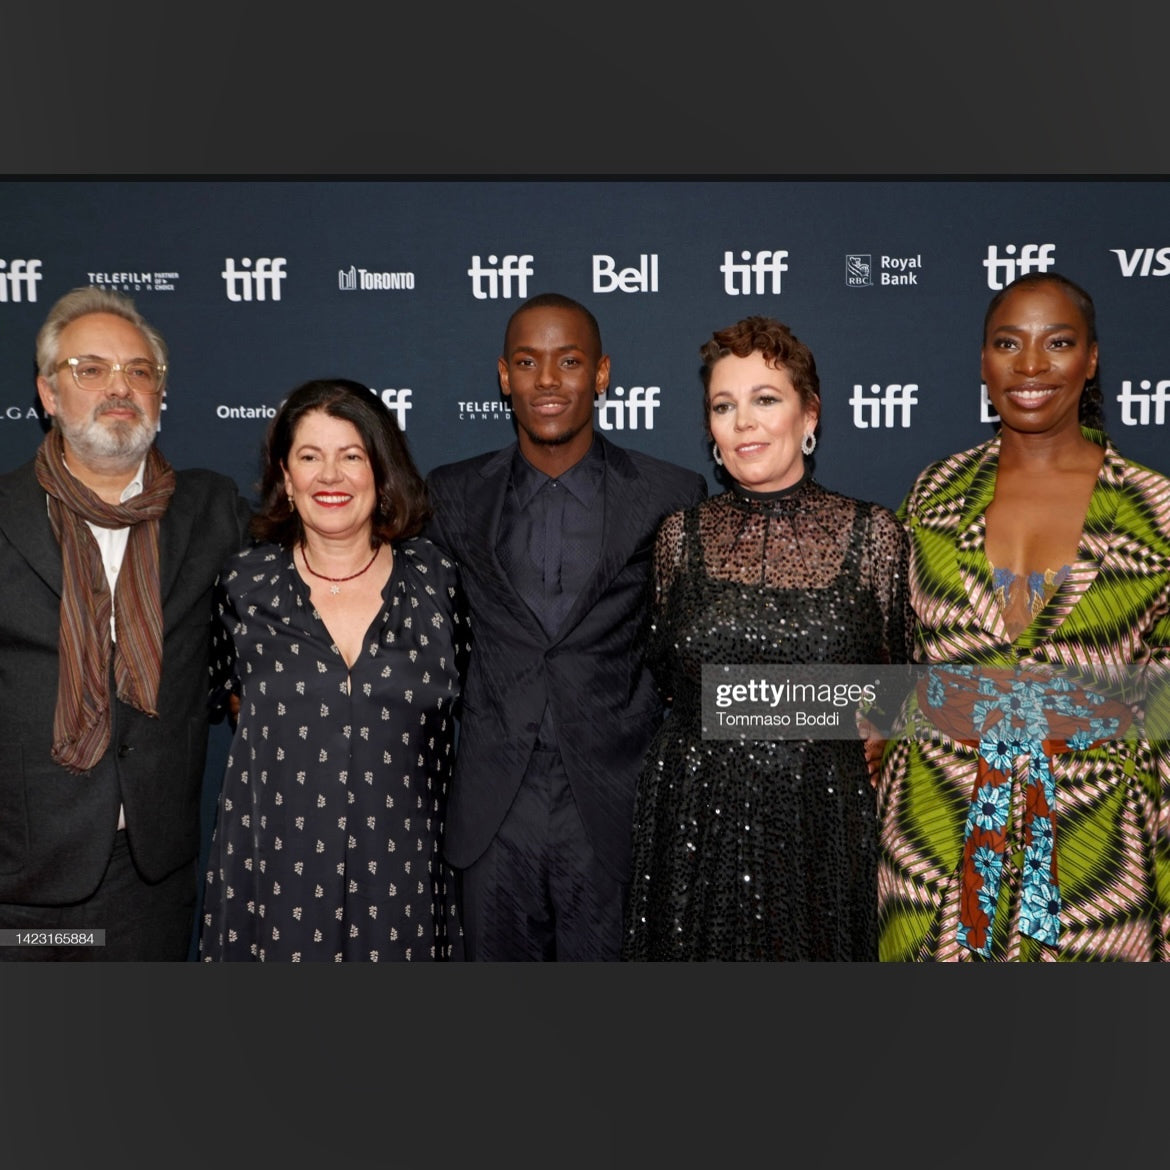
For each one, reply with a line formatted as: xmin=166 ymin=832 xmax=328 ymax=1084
xmin=497 ymin=438 xmax=606 ymax=747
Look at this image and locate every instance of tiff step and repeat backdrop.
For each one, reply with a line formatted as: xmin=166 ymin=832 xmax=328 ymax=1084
xmin=2 ymin=178 xmax=1169 ymax=511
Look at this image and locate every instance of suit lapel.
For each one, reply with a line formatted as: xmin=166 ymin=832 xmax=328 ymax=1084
xmin=157 ymin=473 xmax=195 ymax=611
xmin=550 ymin=435 xmax=650 ymax=644
xmin=0 ymin=461 xmax=64 ymax=597
xmin=472 ymin=446 xmax=550 ymax=639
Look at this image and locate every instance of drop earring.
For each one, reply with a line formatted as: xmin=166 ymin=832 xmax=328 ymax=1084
xmin=712 ymin=442 xmax=723 ymax=467
xmin=801 ymin=432 xmax=816 ymax=456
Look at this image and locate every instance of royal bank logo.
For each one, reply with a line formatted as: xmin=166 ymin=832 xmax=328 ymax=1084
xmin=983 ymin=244 xmax=1056 ymax=290
xmin=338 ymin=266 xmax=416 ymax=291
xmin=86 ymin=270 xmax=178 ymax=293
xmin=0 ymin=258 xmax=43 ymax=302
xmin=846 ymin=255 xmax=872 ymax=288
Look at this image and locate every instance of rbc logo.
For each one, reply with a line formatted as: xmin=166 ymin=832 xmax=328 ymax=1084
xmin=222 ymin=257 xmax=287 ymax=302
xmin=721 ymin=250 xmax=789 ymax=296
xmin=983 ymin=244 xmax=1055 ymax=290
xmin=595 ymin=386 xmax=659 ymax=430
xmin=846 ymin=255 xmax=872 ymax=287
xmin=377 ymin=388 xmax=412 ymax=431
xmin=0 ymin=258 xmax=43 ymax=303
xmin=467 ymin=254 xmax=534 ymax=300
xmin=850 ymin=383 xmax=918 ymax=428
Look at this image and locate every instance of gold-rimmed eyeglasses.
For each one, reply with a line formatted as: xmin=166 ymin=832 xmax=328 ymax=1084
xmin=55 ymin=356 xmax=167 ymax=395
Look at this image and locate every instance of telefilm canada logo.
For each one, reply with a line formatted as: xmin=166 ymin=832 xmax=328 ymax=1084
xmin=86 ymin=270 xmax=178 ymax=293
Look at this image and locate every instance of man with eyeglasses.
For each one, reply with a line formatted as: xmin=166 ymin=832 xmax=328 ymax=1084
xmin=0 ymin=286 xmax=252 ymax=961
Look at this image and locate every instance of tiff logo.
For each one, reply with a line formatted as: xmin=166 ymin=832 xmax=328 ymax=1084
xmin=1111 ymin=248 xmax=1170 ymax=277
xmin=595 ymin=386 xmax=659 ymax=430
xmin=0 ymin=258 xmax=43 ymax=302
xmin=222 ymin=257 xmax=287 ymax=301
xmin=377 ymin=387 xmax=412 ymax=431
xmin=983 ymin=244 xmax=1055 ymax=290
xmin=850 ymin=383 xmax=918 ymax=428
xmin=1118 ymin=379 xmax=1170 ymax=425
xmin=721 ymin=250 xmax=788 ymax=296
xmin=468 ymin=254 xmax=533 ymax=300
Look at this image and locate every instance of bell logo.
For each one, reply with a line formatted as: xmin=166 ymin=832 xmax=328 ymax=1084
xmin=222 ymin=257 xmax=287 ymax=302
xmin=593 ymin=254 xmax=658 ymax=293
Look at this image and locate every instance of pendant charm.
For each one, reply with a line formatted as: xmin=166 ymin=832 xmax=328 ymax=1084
xmin=330 ymin=584 xmax=341 ymax=595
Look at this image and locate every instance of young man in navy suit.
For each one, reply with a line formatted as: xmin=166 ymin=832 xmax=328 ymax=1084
xmin=426 ymin=292 xmax=707 ymax=961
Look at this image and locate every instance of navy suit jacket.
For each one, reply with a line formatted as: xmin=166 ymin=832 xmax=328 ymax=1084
xmin=0 ymin=454 xmax=252 ymax=904
xmin=425 ymin=434 xmax=707 ymax=882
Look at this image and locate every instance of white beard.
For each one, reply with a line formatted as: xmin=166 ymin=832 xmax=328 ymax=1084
xmin=54 ymin=397 xmax=159 ymax=470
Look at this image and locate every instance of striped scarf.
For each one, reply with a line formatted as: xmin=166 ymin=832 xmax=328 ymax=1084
xmin=34 ymin=430 xmax=176 ymax=774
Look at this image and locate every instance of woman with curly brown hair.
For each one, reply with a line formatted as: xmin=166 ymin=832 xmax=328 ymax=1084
xmin=623 ymin=317 xmax=913 ymax=961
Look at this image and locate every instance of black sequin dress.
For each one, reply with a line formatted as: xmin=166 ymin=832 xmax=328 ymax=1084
xmin=622 ymin=477 xmax=912 ymax=961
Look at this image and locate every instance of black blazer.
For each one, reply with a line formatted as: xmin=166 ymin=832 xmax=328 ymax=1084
xmin=426 ymin=434 xmax=707 ymax=882
xmin=0 ymin=455 xmax=252 ymax=904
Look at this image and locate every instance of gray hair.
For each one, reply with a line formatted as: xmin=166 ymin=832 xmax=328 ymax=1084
xmin=35 ymin=286 xmax=168 ymax=379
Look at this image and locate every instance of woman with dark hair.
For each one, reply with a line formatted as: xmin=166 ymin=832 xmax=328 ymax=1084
xmin=622 ymin=316 xmax=913 ymax=961
xmin=878 ymin=272 xmax=1170 ymax=961
xmin=199 ymin=379 xmax=469 ymax=961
